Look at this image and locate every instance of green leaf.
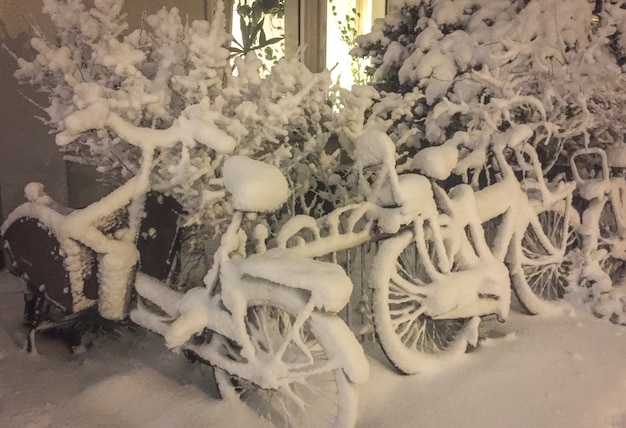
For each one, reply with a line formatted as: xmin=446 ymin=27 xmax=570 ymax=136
xmin=259 ymin=28 xmax=267 ymax=45
xmin=238 ymin=4 xmax=252 ymax=16
xmin=239 ymin=15 xmax=249 ymax=41
xmin=259 ymin=36 xmax=283 ymax=47
xmin=250 ymin=17 xmax=265 ymax=41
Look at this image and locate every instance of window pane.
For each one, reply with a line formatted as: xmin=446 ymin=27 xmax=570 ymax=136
xmin=326 ymin=0 xmax=384 ymax=87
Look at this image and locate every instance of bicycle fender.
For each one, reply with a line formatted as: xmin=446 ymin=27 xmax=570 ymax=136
xmin=1 ymin=201 xmax=65 ymax=236
xmin=310 ymin=311 xmax=370 ymax=384
xmin=238 ymin=248 xmax=353 ymax=313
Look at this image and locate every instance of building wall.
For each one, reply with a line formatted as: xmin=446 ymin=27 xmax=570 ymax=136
xmin=0 ymin=0 xmax=205 ymax=219
xmin=0 ymin=1 xmax=62 ymax=220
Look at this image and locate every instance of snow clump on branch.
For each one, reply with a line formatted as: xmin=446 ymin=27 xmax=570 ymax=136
xmin=351 ymin=0 xmax=626 ymax=175
xmin=11 ymin=0 xmax=347 ymax=230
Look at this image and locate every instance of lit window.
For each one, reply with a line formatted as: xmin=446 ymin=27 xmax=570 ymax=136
xmin=230 ymin=1 xmax=285 ymax=72
xmin=327 ymin=0 xmax=386 ymax=87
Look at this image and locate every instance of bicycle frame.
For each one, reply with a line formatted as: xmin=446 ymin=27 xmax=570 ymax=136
xmin=474 ymin=137 xmax=576 ymax=263
xmin=274 ymin=130 xmax=512 ymax=322
xmin=3 ymin=103 xmax=369 ymax=427
xmin=130 ymin=206 xmax=368 ymax=389
xmin=453 ymin=128 xmax=580 ymax=315
xmin=571 ymin=148 xmax=626 ymax=248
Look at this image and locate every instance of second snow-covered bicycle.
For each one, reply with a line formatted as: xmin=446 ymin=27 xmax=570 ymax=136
xmin=273 ymin=125 xmax=579 ymax=375
xmin=274 ymin=128 xmax=512 ymax=374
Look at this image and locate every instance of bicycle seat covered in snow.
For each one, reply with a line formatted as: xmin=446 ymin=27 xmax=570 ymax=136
xmin=222 ymin=156 xmax=290 ymax=213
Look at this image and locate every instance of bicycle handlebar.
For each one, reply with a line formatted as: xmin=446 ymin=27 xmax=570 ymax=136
xmin=569 ymin=147 xmax=610 ymax=185
xmin=56 ymin=102 xmax=236 ymax=154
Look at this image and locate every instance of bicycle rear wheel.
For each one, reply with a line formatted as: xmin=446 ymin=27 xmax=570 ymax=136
xmin=598 ymin=197 xmax=626 ymax=285
xmin=214 ymin=291 xmax=357 ymax=428
xmin=372 ymin=230 xmax=474 ymax=375
xmin=510 ymin=202 xmax=581 ymax=314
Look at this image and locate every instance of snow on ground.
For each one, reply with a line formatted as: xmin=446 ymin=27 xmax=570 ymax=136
xmin=1 ymin=269 xmax=626 ymax=428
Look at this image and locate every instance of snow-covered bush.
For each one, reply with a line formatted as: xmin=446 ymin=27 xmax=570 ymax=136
xmin=10 ymin=0 xmax=350 ymax=287
xmin=351 ymin=0 xmax=626 ymax=174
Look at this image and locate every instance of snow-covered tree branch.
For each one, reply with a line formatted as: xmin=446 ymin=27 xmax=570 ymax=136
xmin=351 ymin=0 xmax=626 ymax=175
xmin=10 ymin=0 xmax=353 ymax=287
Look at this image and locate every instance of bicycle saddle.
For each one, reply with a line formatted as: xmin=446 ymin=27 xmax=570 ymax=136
xmin=222 ymin=155 xmax=290 ymax=212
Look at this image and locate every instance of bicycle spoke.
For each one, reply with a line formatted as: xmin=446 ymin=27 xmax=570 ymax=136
xmin=390 ymin=271 xmax=428 ymax=296
xmin=596 ymin=200 xmax=626 ymax=283
xmin=372 ymin=230 xmax=471 ymax=374
xmin=513 ymin=207 xmax=577 ymax=307
xmin=216 ymin=299 xmax=353 ymax=428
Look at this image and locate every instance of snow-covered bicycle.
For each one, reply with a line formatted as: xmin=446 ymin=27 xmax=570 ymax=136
xmin=1 ymin=103 xmax=368 ymax=428
xmin=273 ymin=128 xmax=510 ymax=374
xmin=471 ymin=127 xmax=580 ymax=314
xmin=274 ymin=125 xmax=579 ymax=375
xmin=569 ymin=146 xmax=626 ymax=286
xmin=372 ymin=125 xmax=581 ymax=374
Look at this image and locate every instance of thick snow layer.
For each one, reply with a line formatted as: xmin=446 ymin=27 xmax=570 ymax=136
xmin=240 ymin=248 xmax=353 ymax=312
xmin=222 ymin=156 xmax=290 ymax=213
xmin=1 ymin=270 xmax=625 ymax=428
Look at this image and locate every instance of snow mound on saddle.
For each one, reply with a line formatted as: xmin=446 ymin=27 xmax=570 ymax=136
xmin=222 ymin=156 xmax=290 ymax=212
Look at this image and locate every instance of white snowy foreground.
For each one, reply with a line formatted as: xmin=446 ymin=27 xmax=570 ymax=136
xmin=1 ymin=270 xmax=625 ymax=428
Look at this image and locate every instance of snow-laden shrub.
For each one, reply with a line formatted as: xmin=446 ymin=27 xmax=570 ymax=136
xmin=10 ymin=0 xmax=350 ymax=287
xmin=351 ymin=0 xmax=626 ymax=174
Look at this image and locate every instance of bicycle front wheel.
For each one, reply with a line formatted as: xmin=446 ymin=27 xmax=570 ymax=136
xmin=510 ymin=202 xmax=580 ymax=314
xmin=214 ymin=293 xmax=357 ymax=428
xmin=372 ymin=230 xmax=473 ymax=375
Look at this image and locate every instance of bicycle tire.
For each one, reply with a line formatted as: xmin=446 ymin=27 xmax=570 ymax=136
xmin=371 ymin=229 xmax=474 ymax=375
xmin=598 ymin=196 xmax=626 ymax=285
xmin=213 ymin=285 xmax=358 ymax=428
xmin=510 ymin=200 xmax=581 ymax=314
